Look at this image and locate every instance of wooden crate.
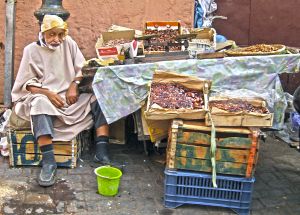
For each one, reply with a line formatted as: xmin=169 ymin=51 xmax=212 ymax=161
xmin=8 ymin=130 xmax=82 ymax=168
xmin=144 ymin=21 xmax=182 ymax=55
xmin=167 ymin=120 xmax=260 ymax=177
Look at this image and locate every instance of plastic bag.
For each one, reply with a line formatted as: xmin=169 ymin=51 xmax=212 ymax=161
xmin=0 ymin=137 xmax=9 ymax=157
xmin=0 ymin=109 xmax=12 ymax=157
xmin=0 ymin=109 xmax=11 ymax=133
xmin=194 ymin=0 xmax=220 ymax=28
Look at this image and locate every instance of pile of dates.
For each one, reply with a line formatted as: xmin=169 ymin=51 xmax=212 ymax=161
xmin=209 ymin=100 xmax=269 ymax=114
xmin=243 ymin=44 xmax=281 ymax=53
xmin=144 ymin=29 xmax=181 ymax=52
xmin=150 ymin=83 xmax=203 ymax=109
xmin=146 ymin=44 xmax=181 ymax=52
xmin=103 ymin=39 xmax=132 ymax=47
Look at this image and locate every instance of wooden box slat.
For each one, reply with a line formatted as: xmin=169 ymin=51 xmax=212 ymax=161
xmin=12 ymin=131 xmax=74 ymax=145
xmin=11 ymin=153 xmax=76 ymax=167
xmin=175 ymin=157 xmax=247 ymax=176
xmin=11 ymin=143 xmax=77 ymax=155
xmin=167 ymin=120 xmax=260 ymax=177
xmin=176 ymin=144 xmax=250 ymax=163
xmin=178 ymin=131 xmax=253 ymax=149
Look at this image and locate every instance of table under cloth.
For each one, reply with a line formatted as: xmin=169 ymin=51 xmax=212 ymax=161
xmin=92 ymin=54 xmax=300 ymax=129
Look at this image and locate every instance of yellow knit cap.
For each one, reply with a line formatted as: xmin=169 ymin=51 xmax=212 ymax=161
xmin=41 ymin=15 xmax=68 ymax=33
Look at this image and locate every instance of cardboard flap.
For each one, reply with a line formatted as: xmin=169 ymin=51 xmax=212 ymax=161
xmin=209 ymin=96 xmax=266 ymax=107
xmin=190 ymin=28 xmax=215 ymax=41
xmin=153 ymin=70 xmax=212 ymax=91
xmin=102 ymin=30 xmax=135 ymax=41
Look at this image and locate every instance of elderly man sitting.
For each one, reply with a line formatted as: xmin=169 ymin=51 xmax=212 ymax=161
xmin=11 ymin=15 xmax=110 ymax=187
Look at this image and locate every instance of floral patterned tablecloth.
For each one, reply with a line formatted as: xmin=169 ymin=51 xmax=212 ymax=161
xmin=92 ymin=54 xmax=300 ymax=129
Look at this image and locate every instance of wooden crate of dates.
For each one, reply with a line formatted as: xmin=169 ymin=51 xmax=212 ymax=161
xmin=167 ymin=119 xmax=260 ymax=177
xmin=205 ymin=97 xmax=273 ymax=127
xmin=144 ymin=70 xmax=211 ymax=120
xmin=143 ymin=21 xmax=182 ymax=54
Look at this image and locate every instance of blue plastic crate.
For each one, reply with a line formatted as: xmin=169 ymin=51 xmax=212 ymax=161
xmin=164 ymin=169 xmax=255 ymax=215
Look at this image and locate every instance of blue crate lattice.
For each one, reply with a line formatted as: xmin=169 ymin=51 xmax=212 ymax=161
xmin=164 ymin=169 xmax=255 ymax=215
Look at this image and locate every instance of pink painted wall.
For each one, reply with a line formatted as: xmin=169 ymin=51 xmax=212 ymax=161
xmin=2 ymin=0 xmax=300 ymax=103
xmin=0 ymin=0 xmax=194 ymax=103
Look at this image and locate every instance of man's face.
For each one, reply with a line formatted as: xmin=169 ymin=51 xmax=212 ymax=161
xmin=43 ymin=28 xmax=66 ymax=47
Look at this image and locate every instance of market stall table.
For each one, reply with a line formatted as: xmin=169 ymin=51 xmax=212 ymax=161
xmin=91 ymin=54 xmax=300 ymax=130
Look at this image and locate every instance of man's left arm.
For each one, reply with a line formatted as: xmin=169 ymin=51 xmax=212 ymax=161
xmin=66 ymin=36 xmax=86 ymax=105
xmin=66 ymin=77 xmax=83 ymax=105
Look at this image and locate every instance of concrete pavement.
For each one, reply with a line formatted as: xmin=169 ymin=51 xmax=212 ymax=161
xmin=0 ymin=135 xmax=299 ymax=215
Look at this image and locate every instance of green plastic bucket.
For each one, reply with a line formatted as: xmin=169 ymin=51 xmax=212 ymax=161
xmin=94 ymin=166 xmax=122 ymax=196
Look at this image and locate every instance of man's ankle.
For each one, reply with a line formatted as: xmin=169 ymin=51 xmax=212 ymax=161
xmin=40 ymin=144 xmax=56 ymax=165
xmin=94 ymin=136 xmax=111 ymax=164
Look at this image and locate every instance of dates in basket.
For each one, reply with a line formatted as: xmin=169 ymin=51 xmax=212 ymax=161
xmin=150 ymin=83 xmax=204 ymax=109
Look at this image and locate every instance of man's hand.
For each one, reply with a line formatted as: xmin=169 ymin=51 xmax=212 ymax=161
xmin=27 ymin=86 xmax=65 ymax=108
xmin=66 ymin=83 xmax=79 ymax=105
xmin=45 ymin=91 xmax=65 ymax=108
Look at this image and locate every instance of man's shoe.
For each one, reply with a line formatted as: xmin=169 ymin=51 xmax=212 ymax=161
xmin=38 ymin=164 xmax=57 ymax=187
xmin=94 ymin=142 xmax=111 ymax=165
xmin=93 ymin=154 xmax=111 ymax=165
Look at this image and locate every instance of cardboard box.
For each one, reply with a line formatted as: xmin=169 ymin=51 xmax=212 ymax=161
xmin=144 ymin=70 xmax=211 ymax=120
xmin=190 ymin=28 xmax=216 ymax=42
xmin=188 ymin=28 xmax=217 ymax=58
xmin=141 ymin=104 xmax=171 ymax=142
xmin=95 ymin=30 xmax=135 ymax=59
xmin=205 ymin=97 xmax=274 ymax=127
xmin=109 ymin=119 xmax=126 ymax=144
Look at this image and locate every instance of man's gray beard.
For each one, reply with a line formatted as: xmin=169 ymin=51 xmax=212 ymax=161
xmin=47 ymin=43 xmax=61 ymax=50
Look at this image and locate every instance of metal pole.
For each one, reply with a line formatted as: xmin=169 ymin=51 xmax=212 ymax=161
xmin=4 ymin=0 xmax=16 ymax=107
xmin=34 ymin=0 xmax=70 ymax=24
